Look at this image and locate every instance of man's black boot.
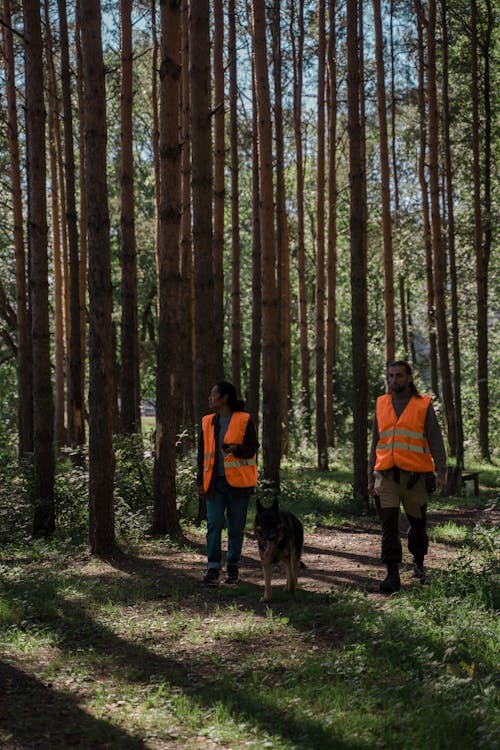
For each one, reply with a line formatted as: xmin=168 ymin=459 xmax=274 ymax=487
xmin=379 ymin=563 xmax=400 ymax=593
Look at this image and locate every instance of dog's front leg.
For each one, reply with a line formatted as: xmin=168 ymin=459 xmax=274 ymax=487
xmin=261 ymin=562 xmax=272 ymax=602
xmin=285 ymin=555 xmax=299 ymax=597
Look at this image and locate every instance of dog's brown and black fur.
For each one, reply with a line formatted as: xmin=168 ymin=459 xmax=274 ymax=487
xmin=253 ymin=497 xmax=304 ymax=602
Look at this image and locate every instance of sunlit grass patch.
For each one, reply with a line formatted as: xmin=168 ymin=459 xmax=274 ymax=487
xmin=430 ymin=521 xmax=468 ymax=545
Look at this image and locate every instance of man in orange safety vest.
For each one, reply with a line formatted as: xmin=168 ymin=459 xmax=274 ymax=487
xmin=368 ymin=361 xmax=446 ymax=593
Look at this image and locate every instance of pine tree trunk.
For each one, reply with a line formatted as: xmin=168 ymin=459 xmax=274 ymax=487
xmin=272 ymin=0 xmax=291 ymax=453
xmin=3 ymin=0 xmax=33 ymax=456
xmin=213 ymin=0 xmax=225 ymax=381
xmin=24 ymin=0 xmax=55 ymax=536
xmin=44 ymin=3 xmax=66 ymax=448
xmin=80 ymin=0 xmax=116 ymax=554
xmin=291 ymin=0 xmax=311 ymax=435
xmin=229 ymin=0 xmax=242 ymax=396
xmin=190 ymin=0 xmax=218 ymax=427
xmin=247 ymin=65 xmax=261 ymax=434
xmin=153 ymin=0 xmax=182 ymax=537
xmin=119 ymin=0 xmax=140 ymax=433
xmin=415 ymin=3 xmax=438 ymax=395
xmin=58 ymin=0 xmax=84 ymax=447
xmin=441 ymin=0 xmax=464 ymax=467
xmin=425 ymin=0 xmax=456 ymax=455
xmin=179 ymin=0 xmax=195 ymax=432
xmin=373 ymin=0 xmax=395 ymax=365
xmin=75 ymin=0 xmax=88 ymax=418
xmin=472 ymin=0 xmax=491 ymax=461
xmin=326 ymin=0 xmax=337 ymax=448
xmin=315 ymin=0 xmax=328 ymax=471
xmin=347 ymin=0 xmax=368 ymax=505
xmin=252 ymin=0 xmax=281 ymax=489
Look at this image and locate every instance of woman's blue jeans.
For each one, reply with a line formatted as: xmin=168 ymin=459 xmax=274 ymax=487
xmin=206 ymin=476 xmax=249 ymax=569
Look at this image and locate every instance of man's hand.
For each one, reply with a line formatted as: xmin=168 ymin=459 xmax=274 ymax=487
xmin=197 ymin=485 xmax=205 ymax=498
xmin=368 ymin=481 xmax=376 ymax=497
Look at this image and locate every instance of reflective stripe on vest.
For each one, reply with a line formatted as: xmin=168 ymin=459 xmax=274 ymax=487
xmin=374 ymin=393 xmax=434 ymax=473
xmin=202 ymin=412 xmax=258 ymax=492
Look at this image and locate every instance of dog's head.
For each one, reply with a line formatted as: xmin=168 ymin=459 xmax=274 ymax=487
xmin=254 ymin=497 xmax=285 ymax=561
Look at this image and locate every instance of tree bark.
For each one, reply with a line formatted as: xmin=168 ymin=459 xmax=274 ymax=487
xmin=252 ymin=0 xmax=281 ymax=489
xmin=80 ymin=0 xmax=116 ymax=554
xmin=373 ymin=0 xmax=395 ymax=365
xmin=229 ymin=0 xmax=242 ymax=396
xmin=75 ymin=0 xmax=88 ymax=417
xmin=272 ymin=0 xmax=291 ymax=453
xmin=213 ymin=0 xmax=225 ymax=382
xmin=291 ymin=0 xmax=311 ymax=436
xmin=119 ymin=0 xmax=140 ymax=433
xmin=425 ymin=0 xmax=456 ymax=455
xmin=247 ymin=63 xmax=261 ymax=434
xmin=414 ymin=3 xmax=438 ymax=395
xmin=153 ymin=0 xmax=182 ymax=537
xmin=441 ymin=0 xmax=464 ymax=467
xmin=44 ymin=1 xmax=66 ymax=448
xmin=24 ymin=0 xmax=55 ymax=536
xmin=58 ymin=0 xmax=84 ymax=447
xmin=190 ymin=0 xmax=218 ymax=427
xmin=472 ymin=0 xmax=491 ymax=461
xmin=315 ymin=0 xmax=328 ymax=471
xmin=326 ymin=0 xmax=337 ymax=448
xmin=347 ymin=0 xmax=368 ymax=505
xmin=179 ymin=0 xmax=195 ymax=432
xmin=3 ymin=0 xmax=33 ymax=456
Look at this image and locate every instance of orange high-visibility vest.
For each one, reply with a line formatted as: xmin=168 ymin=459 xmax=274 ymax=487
xmin=374 ymin=394 xmax=434 ymax=473
xmin=202 ymin=412 xmax=258 ymax=492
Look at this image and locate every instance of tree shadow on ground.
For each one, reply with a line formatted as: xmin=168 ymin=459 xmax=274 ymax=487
xmin=0 ymin=661 xmax=146 ymax=750
xmin=2 ymin=571 xmax=362 ymax=750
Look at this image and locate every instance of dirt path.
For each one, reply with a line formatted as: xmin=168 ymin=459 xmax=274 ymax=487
xmin=121 ymin=504 xmax=499 ymax=600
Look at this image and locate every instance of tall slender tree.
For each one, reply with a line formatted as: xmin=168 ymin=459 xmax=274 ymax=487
xmin=272 ymin=0 xmax=292 ymax=451
xmin=44 ymin=1 xmax=65 ymax=447
xmin=414 ymin=2 xmax=439 ymax=395
xmin=58 ymin=0 xmax=84 ymax=447
xmin=291 ymin=0 xmax=311 ymax=435
xmin=347 ymin=0 xmax=368 ymax=504
xmin=24 ymin=0 xmax=55 ymax=536
xmin=252 ymin=0 xmax=281 ymax=488
xmin=119 ymin=0 xmax=140 ymax=433
xmin=441 ymin=0 xmax=464 ymax=468
xmin=373 ymin=0 xmax=395 ymax=365
xmin=190 ymin=0 xmax=218 ymax=427
xmin=425 ymin=0 xmax=456 ymax=455
xmin=229 ymin=0 xmax=242 ymax=396
xmin=179 ymin=0 xmax=194 ymax=431
xmin=315 ymin=0 xmax=328 ymax=471
xmin=247 ymin=63 xmax=262 ymax=433
xmin=213 ymin=0 xmax=225 ymax=380
xmin=326 ymin=0 xmax=337 ymax=447
xmin=471 ymin=0 xmax=491 ymax=461
xmin=80 ymin=0 xmax=115 ymax=554
xmin=3 ymin=0 xmax=33 ymax=457
xmin=153 ymin=0 xmax=182 ymax=537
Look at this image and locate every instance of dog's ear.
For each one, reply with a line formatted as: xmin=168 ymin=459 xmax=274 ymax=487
xmin=256 ymin=497 xmax=264 ymax=514
xmin=271 ymin=495 xmax=279 ymax=512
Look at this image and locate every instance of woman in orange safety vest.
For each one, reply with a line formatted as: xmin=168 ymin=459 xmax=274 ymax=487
xmin=197 ymin=381 xmax=259 ymax=585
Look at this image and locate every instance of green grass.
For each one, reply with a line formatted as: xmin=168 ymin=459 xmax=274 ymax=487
xmin=1 ymin=454 xmax=499 ymax=749
xmin=1 ymin=524 xmax=499 ymax=750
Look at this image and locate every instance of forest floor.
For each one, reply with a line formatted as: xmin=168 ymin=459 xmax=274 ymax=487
xmin=1 ymin=489 xmax=499 ymax=750
xmin=121 ymin=502 xmax=500 ymax=600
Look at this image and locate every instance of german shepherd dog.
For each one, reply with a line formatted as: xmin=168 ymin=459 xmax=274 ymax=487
xmin=254 ymin=497 xmax=304 ymax=602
